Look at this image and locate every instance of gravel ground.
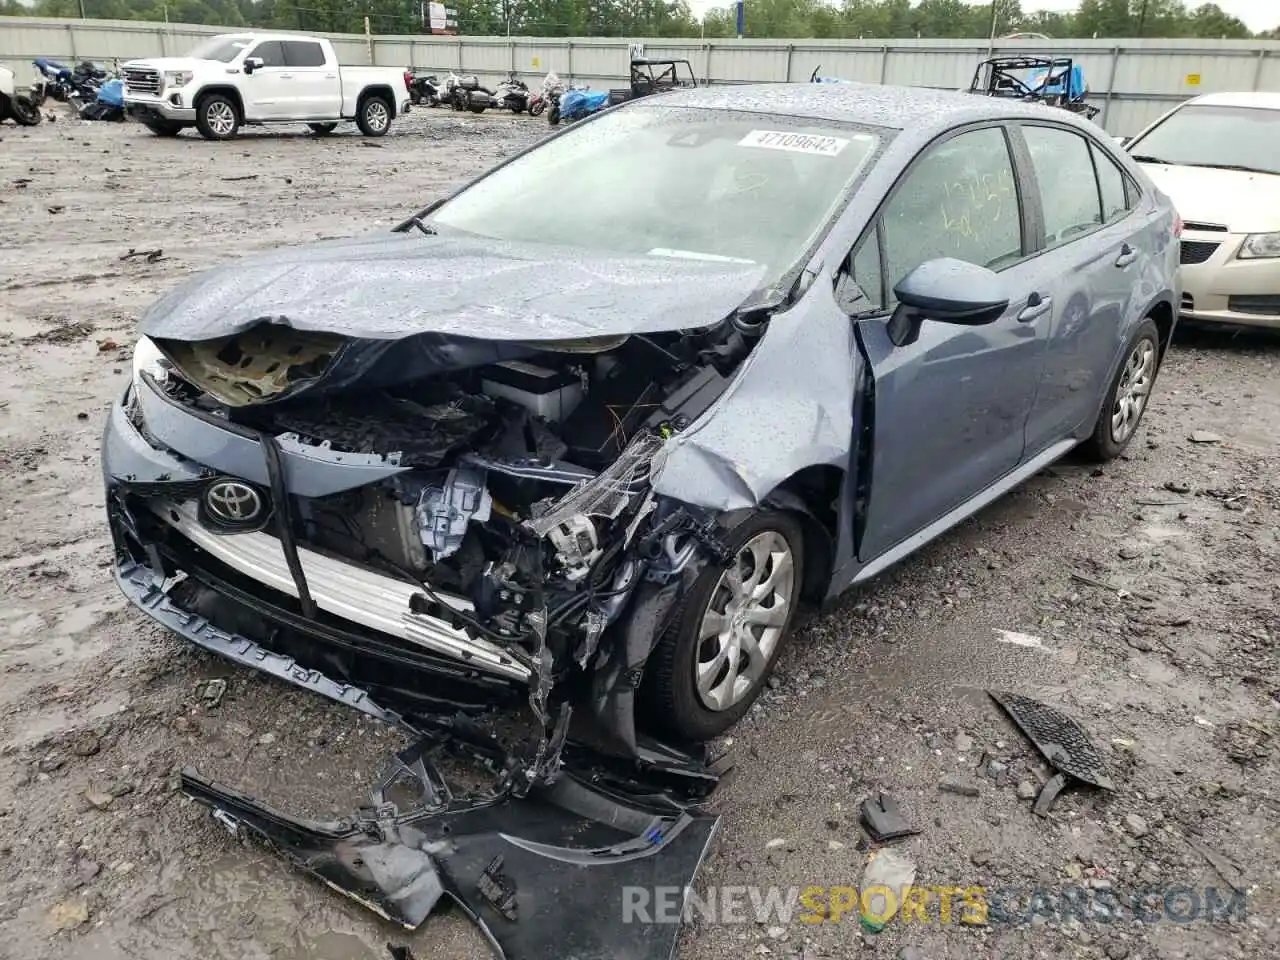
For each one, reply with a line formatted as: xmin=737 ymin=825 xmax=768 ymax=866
xmin=0 ymin=107 xmax=1277 ymax=960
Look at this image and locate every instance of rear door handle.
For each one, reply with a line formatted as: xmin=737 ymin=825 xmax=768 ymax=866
xmin=1115 ymin=243 xmax=1137 ymax=268
xmin=279 ymin=73 xmax=293 ymax=79
xmin=1017 ymin=293 xmax=1053 ymax=323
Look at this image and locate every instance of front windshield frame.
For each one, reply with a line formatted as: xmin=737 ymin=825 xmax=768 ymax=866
xmin=412 ymin=104 xmax=892 ymax=289
xmin=1128 ymin=102 xmax=1280 ymax=176
xmin=186 ymin=36 xmax=254 ymax=63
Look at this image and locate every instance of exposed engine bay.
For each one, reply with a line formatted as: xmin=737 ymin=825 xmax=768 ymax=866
xmin=145 ymin=314 xmax=764 ymax=743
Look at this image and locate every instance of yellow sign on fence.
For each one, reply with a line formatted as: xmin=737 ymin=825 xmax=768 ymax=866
xmin=1185 ymin=73 xmax=1201 ymax=85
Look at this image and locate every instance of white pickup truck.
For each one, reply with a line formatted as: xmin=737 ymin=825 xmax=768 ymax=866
xmin=121 ymin=33 xmax=410 ymax=140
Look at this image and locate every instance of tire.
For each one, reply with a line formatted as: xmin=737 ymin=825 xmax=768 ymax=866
xmin=356 ymin=95 xmax=391 ymax=137
xmin=469 ymin=102 xmax=487 ymax=114
xmin=9 ymin=95 xmax=43 ymax=126
xmin=1079 ymin=318 xmax=1161 ymax=462
xmin=529 ymin=99 xmax=545 ymax=117
xmin=547 ymin=104 xmax=560 ymax=125
xmin=639 ymin=510 xmax=806 ymax=742
xmin=144 ymin=119 xmax=184 ymax=137
xmin=195 ymin=93 xmax=240 ymax=140
xmin=308 ymin=122 xmax=338 ymax=136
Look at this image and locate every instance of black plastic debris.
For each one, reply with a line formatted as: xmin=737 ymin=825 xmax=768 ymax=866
xmin=859 ymin=792 xmax=919 ymax=842
xmin=989 ymin=691 xmax=1114 ymax=816
xmin=478 ymin=855 xmax=519 ymax=921
xmin=386 ymin=944 xmax=417 ymax=960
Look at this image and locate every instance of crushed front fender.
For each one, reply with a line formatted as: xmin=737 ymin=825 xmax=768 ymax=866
xmin=180 ymin=737 xmax=719 ymax=960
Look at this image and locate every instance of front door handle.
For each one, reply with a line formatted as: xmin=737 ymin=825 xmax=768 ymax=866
xmin=1017 ymin=293 xmax=1053 ymax=323
xmin=279 ymin=73 xmax=293 ymax=79
xmin=1115 ymin=243 xmax=1138 ymax=268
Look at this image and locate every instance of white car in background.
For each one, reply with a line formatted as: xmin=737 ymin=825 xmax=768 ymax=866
xmin=1126 ymin=92 xmax=1280 ymax=330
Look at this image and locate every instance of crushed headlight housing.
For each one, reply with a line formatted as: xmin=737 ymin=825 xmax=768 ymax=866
xmin=132 ymin=336 xmax=170 ymax=393
xmin=1239 ymin=232 xmax=1280 ymax=260
xmin=164 ymin=70 xmax=193 ymax=89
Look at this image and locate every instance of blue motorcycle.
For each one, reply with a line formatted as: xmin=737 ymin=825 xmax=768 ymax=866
xmin=549 ymin=87 xmax=609 ymax=126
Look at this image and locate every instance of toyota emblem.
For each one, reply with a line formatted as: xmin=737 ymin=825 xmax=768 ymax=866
xmin=204 ymin=479 xmax=264 ymax=527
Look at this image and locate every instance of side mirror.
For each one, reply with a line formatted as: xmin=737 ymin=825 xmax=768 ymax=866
xmin=887 ymin=258 xmax=1009 ymax=347
xmin=243 ymin=57 xmax=263 ymax=75
xmin=1115 ymin=135 xmax=1132 ymax=147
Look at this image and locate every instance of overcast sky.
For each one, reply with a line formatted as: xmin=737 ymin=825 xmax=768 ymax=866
xmin=690 ymin=1 xmax=1276 ymax=32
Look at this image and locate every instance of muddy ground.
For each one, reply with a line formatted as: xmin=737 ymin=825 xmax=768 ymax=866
xmin=0 ymin=106 xmax=1277 ymax=960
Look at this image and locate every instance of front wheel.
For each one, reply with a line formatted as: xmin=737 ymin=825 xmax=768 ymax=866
xmin=529 ymin=99 xmax=545 ymax=117
xmin=547 ymin=104 xmax=560 ymax=125
xmin=307 ymin=122 xmax=338 ymax=136
xmin=640 ymin=511 xmax=805 ymax=742
xmin=144 ymin=119 xmax=184 ymax=137
xmin=356 ymin=96 xmax=391 ymax=137
xmin=9 ymin=95 xmax=43 ymax=126
xmin=1079 ymin=318 xmax=1161 ymax=462
xmin=195 ymin=94 xmax=240 ymax=140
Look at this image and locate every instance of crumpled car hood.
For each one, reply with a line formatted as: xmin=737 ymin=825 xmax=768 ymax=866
xmin=140 ymin=232 xmax=768 ymax=342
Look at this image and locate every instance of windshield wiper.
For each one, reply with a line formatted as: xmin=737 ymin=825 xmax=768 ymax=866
xmin=407 ymin=217 xmax=437 ymax=236
xmin=1181 ymin=162 xmax=1276 ymax=175
xmin=1130 ymin=154 xmax=1169 ymax=164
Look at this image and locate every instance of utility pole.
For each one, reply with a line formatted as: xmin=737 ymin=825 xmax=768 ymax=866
xmin=78 ymin=0 xmax=86 ymax=18
xmin=1137 ymin=0 xmax=1150 ymax=37
xmin=736 ymin=1 xmax=744 ymax=40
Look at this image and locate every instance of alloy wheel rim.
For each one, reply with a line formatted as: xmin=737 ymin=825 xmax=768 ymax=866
xmin=1111 ymin=338 xmax=1155 ymax=443
xmin=367 ymin=101 xmax=388 ymax=131
xmin=693 ymin=530 xmax=795 ymax=712
xmin=207 ymin=101 xmax=234 ymax=135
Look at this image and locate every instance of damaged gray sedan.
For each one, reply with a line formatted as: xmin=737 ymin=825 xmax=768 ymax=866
xmin=103 ymin=83 xmax=1179 ymax=957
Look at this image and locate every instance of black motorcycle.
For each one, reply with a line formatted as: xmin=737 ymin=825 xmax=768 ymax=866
xmin=493 ymin=73 xmax=531 ymax=114
xmin=404 ymin=69 xmax=441 ymax=107
xmin=32 ymin=58 xmax=107 ymax=106
xmin=444 ymin=73 xmax=492 ymax=114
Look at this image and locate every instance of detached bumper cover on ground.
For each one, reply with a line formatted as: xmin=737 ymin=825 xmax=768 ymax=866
xmin=180 ymin=734 xmax=719 ymax=960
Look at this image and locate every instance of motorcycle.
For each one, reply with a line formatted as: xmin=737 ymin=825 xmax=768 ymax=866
xmin=550 ymin=86 xmax=609 ymax=126
xmin=443 ymin=72 xmax=493 ymax=114
xmin=32 ymin=57 xmax=108 ymax=106
xmin=493 ymin=72 xmax=531 ymax=114
xmin=78 ymin=77 xmax=125 ymax=122
xmin=0 ymin=65 xmax=42 ymax=126
xmin=404 ymin=69 xmax=441 ymax=107
xmin=527 ymin=71 xmax=563 ymax=119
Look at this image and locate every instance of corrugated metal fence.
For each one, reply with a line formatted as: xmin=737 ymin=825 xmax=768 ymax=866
xmin=3 ymin=16 xmax=1278 ymax=134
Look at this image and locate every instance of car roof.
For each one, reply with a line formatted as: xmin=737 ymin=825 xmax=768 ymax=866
xmin=1185 ymin=91 xmax=1280 ymax=110
xmin=650 ymin=81 xmax=1101 ymax=138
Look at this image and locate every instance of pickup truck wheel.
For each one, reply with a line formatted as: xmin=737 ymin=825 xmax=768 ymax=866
xmin=196 ymin=94 xmax=240 ymax=140
xmin=639 ymin=511 xmax=805 ymax=742
xmin=356 ymin=96 xmax=391 ymax=137
xmin=143 ymin=119 xmax=184 ymax=137
xmin=307 ymin=122 xmax=338 ymax=136
xmin=1079 ymin=318 xmax=1161 ymax=462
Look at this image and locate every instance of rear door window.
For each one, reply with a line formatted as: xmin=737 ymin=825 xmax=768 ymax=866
xmin=1023 ymin=125 xmax=1104 ymax=248
xmin=283 ymin=42 xmax=326 ymax=68
xmin=1091 ymin=143 xmax=1133 ymax=224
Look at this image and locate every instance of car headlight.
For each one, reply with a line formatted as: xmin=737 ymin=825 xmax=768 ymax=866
xmin=132 ymin=336 xmax=170 ymax=392
xmin=1239 ymin=232 xmax=1280 ymax=260
xmin=163 ymin=70 xmax=193 ymax=89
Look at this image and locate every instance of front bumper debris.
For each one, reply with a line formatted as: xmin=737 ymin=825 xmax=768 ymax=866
xmin=182 ymin=736 xmax=719 ymax=960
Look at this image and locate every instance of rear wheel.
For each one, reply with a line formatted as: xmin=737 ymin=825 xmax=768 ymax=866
xmin=307 ymin=122 xmax=338 ymax=136
xmin=547 ymin=103 xmax=560 ymax=125
xmin=144 ymin=119 xmax=184 ymax=137
xmin=640 ymin=511 xmax=805 ymax=742
xmin=195 ymin=94 xmax=240 ymax=140
xmin=1079 ymin=318 xmax=1161 ymax=462
xmin=529 ymin=98 xmax=545 ymax=117
xmin=356 ymin=95 xmax=391 ymax=136
xmin=11 ymin=95 xmax=43 ymax=126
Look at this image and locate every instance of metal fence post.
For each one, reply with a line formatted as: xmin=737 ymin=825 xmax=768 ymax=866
xmin=704 ymin=42 xmax=713 ymax=85
xmin=1102 ymin=46 xmax=1121 ymax=129
xmin=1252 ymin=48 xmax=1266 ymax=90
xmin=566 ymin=40 xmax=573 ymax=83
xmin=456 ymin=37 xmax=464 ymax=71
xmin=879 ymin=45 xmax=889 ymax=84
xmin=66 ymin=23 xmax=77 ymax=60
xmin=510 ymin=39 xmax=516 ymax=73
xmin=784 ymin=43 xmax=793 ymax=82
